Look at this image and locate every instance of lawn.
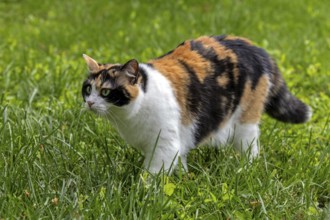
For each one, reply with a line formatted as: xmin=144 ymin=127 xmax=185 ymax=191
xmin=0 ymin=0 xmax=329 ymax=219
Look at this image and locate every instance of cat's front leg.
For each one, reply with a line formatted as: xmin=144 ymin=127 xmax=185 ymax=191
xmin=143 ymin=143 xmax=180 ymax=174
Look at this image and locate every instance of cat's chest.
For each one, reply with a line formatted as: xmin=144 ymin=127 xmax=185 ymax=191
xmin=114 ymin=113 xmax=161 ymax=150
xmin=109 ymin=65 xmax=182 ymax=151
xmin=113 ymin=102 xmax=180 ymax=151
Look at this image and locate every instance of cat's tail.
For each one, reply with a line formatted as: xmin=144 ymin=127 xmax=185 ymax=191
xmin=265 ymin=69 xmax=312 ymax=124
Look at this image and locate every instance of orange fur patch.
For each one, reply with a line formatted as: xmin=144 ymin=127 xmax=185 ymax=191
xmin=172 ymin=42 xmax=211 ymax=82
xmin=124 ymin=85 xmax=139 ymax=100
xmin=240 ymin=75 xmax=270 ymax=123
xmin=196 ymin=36 xmax=239 ymax=83
xmin=217 ymin=74 xmax=229 ymax=87
xmin=151 ymin=41 xmax=211 ymax=81
xmin=149 ymin=57 xmax=191 ymax=124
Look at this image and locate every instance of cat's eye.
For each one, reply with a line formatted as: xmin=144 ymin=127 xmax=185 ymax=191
xmin=85 ymin=85 xmax=92 ymax=95
xmin=101 ymin=89 xmax=110 ymax=97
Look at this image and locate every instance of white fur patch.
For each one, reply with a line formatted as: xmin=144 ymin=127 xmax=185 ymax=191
xmin=306 ymin=106 xmax=313 ymax=122
xmin=204 ymin=106 xmax=260 ymax=158
xmin=85 ymin=84 xmax=111 ymax=116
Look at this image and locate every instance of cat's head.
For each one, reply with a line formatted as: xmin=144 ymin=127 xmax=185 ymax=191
xmin=82 ymin=54 xmax=143 ymax=115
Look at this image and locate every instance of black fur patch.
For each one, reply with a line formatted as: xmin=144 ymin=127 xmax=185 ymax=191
xmin=190 ymin=40 xmax=218 ymax=61
xmin=265 ymin=84 xmax=310 ymax=123
xmin=104 ymin=87 xmax=130 ymax=106
xmin=215 ymin=37 xmax=272 ymax=89
xmin=81 ymin=80 xmax=90 ymax=101
xmin=179 ymin=57 xmax=235 ymax=143
xmin=179 ymin=60 xmax=202 ymax=116
xmin=139 ymin=67 xmax=148 ymax=92
xmin=194 ymin=74 xmax=228 ymax=143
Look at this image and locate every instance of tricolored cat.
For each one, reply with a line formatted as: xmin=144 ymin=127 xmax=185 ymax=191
xmin=82 ymin=35 xmax=311 ymax=173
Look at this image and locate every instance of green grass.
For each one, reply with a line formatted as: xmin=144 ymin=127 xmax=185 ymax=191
xmin=0 ymin=0 xmax=329 ymax=219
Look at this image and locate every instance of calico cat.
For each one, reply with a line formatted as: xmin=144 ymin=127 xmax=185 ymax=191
xmin=82 ymin=35 xmax=311 ymax=173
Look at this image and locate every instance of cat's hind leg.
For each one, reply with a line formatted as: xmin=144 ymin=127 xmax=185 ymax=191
xmin=233 ymin=74 xmax=270 ymax=159
xmin=232 ymin=122 xmax=260 ymax=159
xmin=209 ymin=118 xmax=260 ymax=158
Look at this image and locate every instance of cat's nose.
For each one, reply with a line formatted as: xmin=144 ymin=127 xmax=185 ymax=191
xmin=87 ymin=101 xmax=95 ymax=107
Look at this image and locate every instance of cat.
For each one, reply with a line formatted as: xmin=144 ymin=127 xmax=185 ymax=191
xmin=82 ymin=35 xmax=311 ymax=173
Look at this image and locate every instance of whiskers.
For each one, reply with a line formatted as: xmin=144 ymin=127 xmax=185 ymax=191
xmin=92 ymin=106 xmax=108 ymax=117
xmin=104 ymin=113 xmax=117 ymax=127
xmin=81 ymin=102 xmax=125 ymax=129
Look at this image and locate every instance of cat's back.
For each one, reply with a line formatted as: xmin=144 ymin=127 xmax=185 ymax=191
xmin=149 ymin=35 xmax=243 ymax=82
xmin=147 ymin=35 xmax=274 ymax=128
xmin=148 ymin=35 xmax=271 ymax=83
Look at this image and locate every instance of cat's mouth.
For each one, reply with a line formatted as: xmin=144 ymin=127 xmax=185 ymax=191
xmin=85 ymin=103 xmax=108 ymax=116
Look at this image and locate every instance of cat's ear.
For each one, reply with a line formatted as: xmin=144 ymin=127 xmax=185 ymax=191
xmin=83 ymin=54 xmax=100 ymax=73
xmin=121 ymin=59 xmax=139 ymax=83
